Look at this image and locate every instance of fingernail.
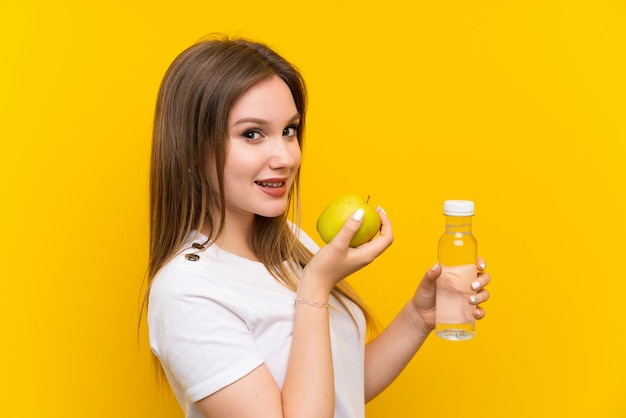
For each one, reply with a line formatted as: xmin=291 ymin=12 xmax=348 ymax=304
xmin=470 ymin=295 xmax=479 ymax=304
xmin=376 ymin=205 xmax=387 ymax=215
xmin=479 ymin=262 xmax=486 ymax=271
xmin=474 ymin=308 xmax=484 ymax=318
xmin=352 ymin=208 xmax=365 ymax=221
xmin=471 ymin=281 xmax=481 ymax=290
xmin=431 ymin=262 xmax=440 ymax=271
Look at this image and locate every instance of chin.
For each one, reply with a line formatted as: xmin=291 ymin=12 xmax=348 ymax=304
xmin=257 ymin=204 xmax=289 ymax=219
xmin=258 ymin=210 xmax=287 ymax=219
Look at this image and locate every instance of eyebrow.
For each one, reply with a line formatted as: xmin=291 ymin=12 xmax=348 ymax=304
xmin=231 ymin=113 xmax=301 ymax=127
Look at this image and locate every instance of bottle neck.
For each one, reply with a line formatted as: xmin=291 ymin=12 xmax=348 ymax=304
xmin=444 ymin=215 xmax=473 ymax=232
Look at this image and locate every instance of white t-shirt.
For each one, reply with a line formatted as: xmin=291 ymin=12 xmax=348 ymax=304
xmin=148 ymin=227 xmax=366 ymax=418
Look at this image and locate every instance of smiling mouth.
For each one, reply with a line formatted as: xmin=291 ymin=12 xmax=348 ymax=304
xmin=255 ymin=181 xmax=285 ymax=188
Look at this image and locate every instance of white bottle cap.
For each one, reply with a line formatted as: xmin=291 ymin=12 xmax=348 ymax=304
xmin=443 ymin=200 xmax=474 ymax=216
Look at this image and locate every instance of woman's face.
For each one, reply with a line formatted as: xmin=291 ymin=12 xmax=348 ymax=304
xmin=221 ymin=75 xmax=302 ymax=222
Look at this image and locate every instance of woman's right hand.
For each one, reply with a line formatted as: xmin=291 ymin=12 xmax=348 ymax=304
xmin=302 ymin=206 xmax=394 ymax=293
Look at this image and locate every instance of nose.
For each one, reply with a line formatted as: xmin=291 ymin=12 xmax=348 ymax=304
xmin=268 ymin=137 xmax=301 ymax=170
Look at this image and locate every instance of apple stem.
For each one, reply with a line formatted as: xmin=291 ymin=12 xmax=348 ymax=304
xmin=366 ymin=195 xmax=371 ymax=203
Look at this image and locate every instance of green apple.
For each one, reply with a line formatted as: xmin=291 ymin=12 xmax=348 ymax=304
xmin=316 ymin=194 xmax=381 ymax=248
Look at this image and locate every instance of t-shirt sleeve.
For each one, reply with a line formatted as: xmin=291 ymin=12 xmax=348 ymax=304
xmin=148 ymin=263 xmax=265 ymax=402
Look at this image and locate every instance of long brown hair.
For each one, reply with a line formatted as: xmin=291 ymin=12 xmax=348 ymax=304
xmin=146 ymin=35 xmax=377 ymax=332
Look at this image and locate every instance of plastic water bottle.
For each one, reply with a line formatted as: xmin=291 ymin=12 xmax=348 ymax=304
xmin=435 ymin=200 xmax=478 ymax=341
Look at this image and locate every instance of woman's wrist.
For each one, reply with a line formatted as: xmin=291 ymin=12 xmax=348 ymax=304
xmin=296 ymin=270 xmax=334 ymax=302
xmin=404 ymin=300 xmax=434 ymax=338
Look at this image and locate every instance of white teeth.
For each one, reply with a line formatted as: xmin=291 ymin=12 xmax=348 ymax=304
xmin=256 ymin=181 xmax=283 ymax=188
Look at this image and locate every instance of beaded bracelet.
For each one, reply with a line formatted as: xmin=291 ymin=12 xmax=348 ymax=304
xmin=294 ymin=297 xmax=329 ymax=309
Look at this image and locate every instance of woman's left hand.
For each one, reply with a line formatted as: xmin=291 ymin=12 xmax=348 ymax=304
xmin=410 ymin=259 xmax=491 ymax=335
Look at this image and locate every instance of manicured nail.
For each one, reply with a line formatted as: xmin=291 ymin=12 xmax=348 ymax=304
xmin=352 ymin=208 xmax=365 ymax=221
xmin=376 ymin=205 xmax=387 ymax=215
xmin=431 ymin=262 xmax=440 ymax=271
xmin=474 ymin=308 xmax=484 ymax=318
xmin=479 ymin=262 xmax=486 ymax=271
xmin=470 ymin=295 xmax=479 ymax=304
xmin=471 ymin=281 xmax=481 ymax=290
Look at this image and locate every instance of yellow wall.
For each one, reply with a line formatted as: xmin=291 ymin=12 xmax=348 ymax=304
xmin=1 ymin=1 xmax=624 ymax=417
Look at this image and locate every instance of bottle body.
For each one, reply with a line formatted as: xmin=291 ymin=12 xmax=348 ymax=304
xmin=436 ymin=201 xmax=478 ymax=341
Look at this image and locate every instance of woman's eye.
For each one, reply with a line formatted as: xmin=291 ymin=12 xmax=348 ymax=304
xmin=242 ymin=130 xmax=262 ymax=141
xmin=283 ymin=126 xmax=298 ymax=137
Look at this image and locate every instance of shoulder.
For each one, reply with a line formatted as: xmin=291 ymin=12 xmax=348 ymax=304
xmin=146 ymin=246 xmax=258 ymax=345
xmin=147 ymin=245 xmax=225 ymax=311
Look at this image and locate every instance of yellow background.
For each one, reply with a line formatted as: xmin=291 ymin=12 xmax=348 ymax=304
xmin=1 ymin=0 xmax=625 ymax=417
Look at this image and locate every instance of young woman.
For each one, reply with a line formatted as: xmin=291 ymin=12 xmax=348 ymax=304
xmin=146 ymin=36 xmax=490 ymax=418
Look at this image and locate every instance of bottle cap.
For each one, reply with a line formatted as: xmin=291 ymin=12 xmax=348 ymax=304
xmin=443 ymin=200 xmax=474 ymax=216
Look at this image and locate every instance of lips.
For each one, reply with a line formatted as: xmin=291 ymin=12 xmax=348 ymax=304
xmin=255 ymin=178 xmax=289 ymax=197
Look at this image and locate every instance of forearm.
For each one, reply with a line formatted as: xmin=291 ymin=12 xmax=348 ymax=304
xmin=281 ymin=207 xmax=394 ymax=415
xmin=281 ymin=274 xmax=335 ymax=417
xmin=364 ymin=301 xmax=431 ymax=402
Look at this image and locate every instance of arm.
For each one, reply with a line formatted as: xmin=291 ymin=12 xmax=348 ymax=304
xmin=197 ymin=208 xmax=394 ymax=418
xmin=364 ymin=261 xmax=491 ymax=402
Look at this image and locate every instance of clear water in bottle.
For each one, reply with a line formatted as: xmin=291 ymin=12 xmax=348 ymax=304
xmin=436 ymin=200 xmax=478 ymax=341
